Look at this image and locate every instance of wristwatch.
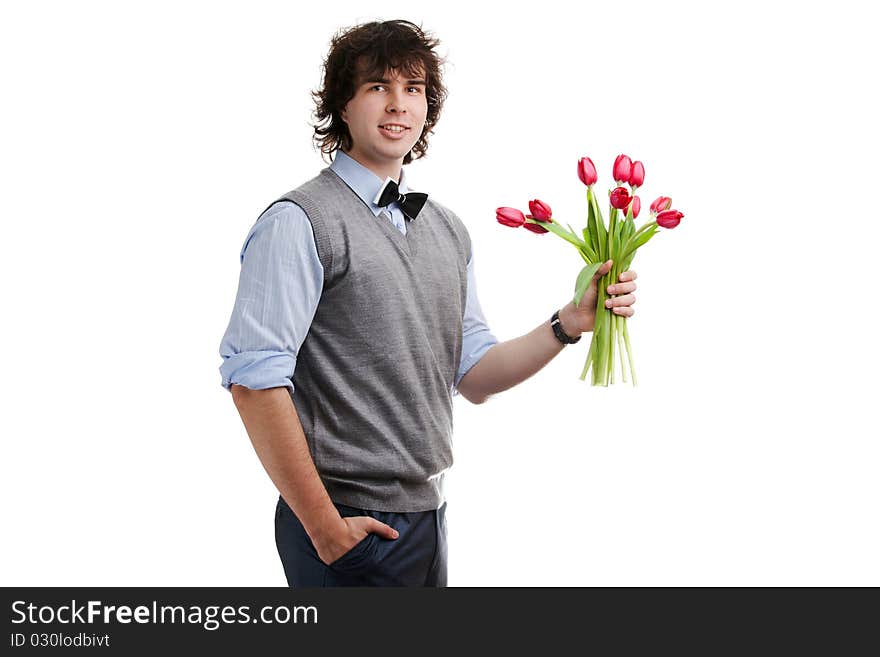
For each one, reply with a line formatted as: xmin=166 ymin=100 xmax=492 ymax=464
xmin=550 ymin=310 xmax=581 ymax=345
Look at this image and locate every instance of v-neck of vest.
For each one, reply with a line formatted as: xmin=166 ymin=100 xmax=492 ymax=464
xmin=325 ymin=167 xmax=421 ymax=260
xmin=374 ymin=208 xmax=420 ymax=259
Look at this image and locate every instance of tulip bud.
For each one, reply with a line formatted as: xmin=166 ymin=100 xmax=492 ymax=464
xmin=609 ymin=186 xmax=631 ymax=210
xmin=650 ymin=196 xmax=672 ymax=214
xmin=656 ymin=209 xmax=684 ymax=229
xmin=528 ymin=199 xmax=552 ymax=222
xmin=628 ymin=161 xmax=645 ymax=187
xmin=577 ymin=157 xmax=597 ymax=186
xmin=629 ymin=195 xmax=641 ymax=219
xmin=496 ymin=207 xmax=526 ymax=228
xmin=613 ymin=154 xmax=632 ymax=184
xmin=523 ymin=215 xmax=549 ymax=234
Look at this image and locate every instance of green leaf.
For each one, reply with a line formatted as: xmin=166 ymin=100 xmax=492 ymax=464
xmin=587 ymin=204 xmax=598 ymax=258
xmin=577 ymin=244 xmax=597 ymax=264
xmin=626 ymin=216 xmax=636 ymax=242
xmin=614 ymin=216 xmax=635 ymax=260
xmin=581 ymin=226 xmax=597 ymax=262
xmin=573 ymin=262 xmax=602 ymax=306
xmin=606 ymin=206 xmax=620 ymax=264
xmin=578 ymin=242 xmax=596 ymax=263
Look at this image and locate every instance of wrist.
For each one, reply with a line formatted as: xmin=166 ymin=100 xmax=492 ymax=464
xmin=557 ymin=303 xmax=583 ymax=339
xmin=303 ymin=506 xmax=347 ymax=546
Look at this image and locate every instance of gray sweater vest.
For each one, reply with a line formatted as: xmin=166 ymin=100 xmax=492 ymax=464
xmin=269 ymin=167 xmax=471 ymax=512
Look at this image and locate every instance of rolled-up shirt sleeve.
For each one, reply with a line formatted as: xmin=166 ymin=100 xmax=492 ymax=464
xmin=454 ymin=248 xmax=499 ymax=396
xmin=218 ymin=201 xmax=323 ymax=392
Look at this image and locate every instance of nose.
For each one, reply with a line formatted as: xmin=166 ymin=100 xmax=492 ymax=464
xmin=386 ymin=88 xmax=408 ymax=114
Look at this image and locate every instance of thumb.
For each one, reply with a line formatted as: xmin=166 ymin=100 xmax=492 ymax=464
xmin=368 ymin=518 xmax=399 ymax=540
xmin=596 ymin=259 xmax=613 ymax=278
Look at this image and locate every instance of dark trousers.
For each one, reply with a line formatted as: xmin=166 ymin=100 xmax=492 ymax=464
xmin=275 ymin=495 xmax=448 ymax=587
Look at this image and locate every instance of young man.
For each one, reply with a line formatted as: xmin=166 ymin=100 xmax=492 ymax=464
xmin=218 ymin=20 xmax=637 ymax=587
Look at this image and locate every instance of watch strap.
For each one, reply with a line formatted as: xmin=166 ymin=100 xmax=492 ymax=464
xmin=551 ymin=310 xmax=581 ymax=345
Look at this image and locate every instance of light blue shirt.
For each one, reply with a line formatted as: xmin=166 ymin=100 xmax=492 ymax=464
xmin=219 ymin=150 xmax=498 ymax=397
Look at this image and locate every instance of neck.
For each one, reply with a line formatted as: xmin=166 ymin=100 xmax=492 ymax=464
xmin=341 ymin=149 xmax=403 ymax=183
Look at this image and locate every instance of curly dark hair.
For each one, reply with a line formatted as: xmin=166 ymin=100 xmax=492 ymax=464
xmin=310 ymin=20 xmax=449 ymax=165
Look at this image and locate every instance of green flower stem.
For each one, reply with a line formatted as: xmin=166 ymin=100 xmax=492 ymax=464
xmin=599 ymin=274 xmax=611 ymax=386
xmin=605 ymin=194 xmax=638 ymax=387
xmin=549 ymin=217 xmax=582 ymax=244
xmin=592 ymin=328 xmax=603 ymax=387
xmin=629 ymin=221 xmax=652 ymax=241
xmin=609 ymin=196 xmax=627 ymax=386
xmin=605 ymin=305 xmax=613 ymax=386
xmin=607 ymin=215 xmax=614 ymax=263
xmin=612 ymin=267 xmax=620 ymax=385
xmin=588 ymin=187 xmax=606 ymax=261
xmin=579 ymin=335 xmax=593 ymax=380
xmin=591 ymin=308 xmax=601 ymax=385
xmin=623 ymin=317 xmax=637 ymax=386
xmin=610 ymin=311 xmax=617 ymax=385
xmin=617 ymin=313 xmax=628 ymax=383
xmin=622 ymin=221 xmax=656 ymax=256
xmin=602 ymin=294 xmax=612 ymax=386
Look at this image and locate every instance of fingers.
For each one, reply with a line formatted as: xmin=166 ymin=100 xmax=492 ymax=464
xmin=367 ymin=517 xmax=399 ymax=540
xmin=607 ymin=282 xmax=636 ymax=295
xmin=604 ymin=293 xmax=636 ymax=310
xmin=602 ymin=267 xmax=637 ymax=291
xmin=602 ymin=267 xmax=637 ymax=317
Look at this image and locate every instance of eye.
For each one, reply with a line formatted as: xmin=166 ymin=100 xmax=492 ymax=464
xmin=370 ymin=85 xmax=423 ymax=93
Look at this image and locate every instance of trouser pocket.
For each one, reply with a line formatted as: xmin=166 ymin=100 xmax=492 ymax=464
xmin=328 ymin=502 xmax=381 ymax=574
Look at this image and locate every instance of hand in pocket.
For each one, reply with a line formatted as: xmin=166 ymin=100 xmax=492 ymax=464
xmin=316 ymin=515 xmax=399 ymax=566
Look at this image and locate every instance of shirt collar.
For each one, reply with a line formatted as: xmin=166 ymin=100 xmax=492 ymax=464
xmin=330 ymin=150 xmax=410 ymax=217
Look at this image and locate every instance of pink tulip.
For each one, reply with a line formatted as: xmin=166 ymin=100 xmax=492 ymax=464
xmin=523 ymin=215 xmax=549 ymax=234
xmin=496 ymin=207 xmax=526 ymax=228
xmin=577 ymin=157 xmax=597 ymax=186
xmin=528 ymin=199 xmax=552 ymax=222
xmin=650 ymin=196 xmax=672 ymax=214
xmin=629 ymin=195 xmax=641 ymax=218
xmin=609 ymin=186 xmax=631 ymax=210
xmin=613 ymin=154 xmax=632 ymax=184
xmin=656 ymin=209 xmax=684 ymax=229
xmin=628 ymin=161 xmax=645 ymax=187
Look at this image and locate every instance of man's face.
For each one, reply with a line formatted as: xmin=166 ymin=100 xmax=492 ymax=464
xmin=340 ymin=64 xmax=428 ymax=176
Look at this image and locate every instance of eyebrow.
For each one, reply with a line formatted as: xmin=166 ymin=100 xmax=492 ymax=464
xmin=364 ymin=78 xmax=427 ymax=86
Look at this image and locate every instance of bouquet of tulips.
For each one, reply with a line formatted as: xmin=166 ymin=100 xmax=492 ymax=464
xmin=496 ymin=154 xmax=684 ymax=386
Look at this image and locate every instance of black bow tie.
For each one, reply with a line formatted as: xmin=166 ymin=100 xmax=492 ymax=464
xmin=375 ymin=178 xmax=428 ymax=221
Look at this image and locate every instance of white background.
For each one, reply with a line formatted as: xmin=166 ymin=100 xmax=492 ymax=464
xmin=2 ymin=0 xmax=878 ymax=586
